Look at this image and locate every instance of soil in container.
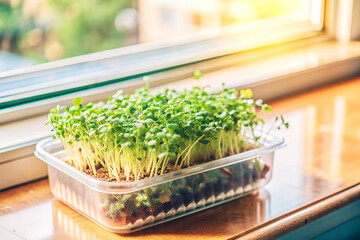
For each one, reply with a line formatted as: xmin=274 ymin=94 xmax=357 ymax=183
xmin=99 ymin=158 xmax=270 ymax=228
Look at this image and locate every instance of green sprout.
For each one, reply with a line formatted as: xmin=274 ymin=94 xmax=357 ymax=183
xmin=48 ymin=86 xmax=285 ymax=181
xmin=193 ymin=70 xmax=203 ymax=80
xmin=72 ymin=97 xmax=83 ymax=106
xmin=143 ymin=76 xmax=151 ymax=90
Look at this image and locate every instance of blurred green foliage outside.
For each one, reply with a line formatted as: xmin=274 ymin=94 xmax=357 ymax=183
xmin=0 ymin=0 xmax=136 ymax=63
xmin=0 ymin=0 xmax=303 ymax=64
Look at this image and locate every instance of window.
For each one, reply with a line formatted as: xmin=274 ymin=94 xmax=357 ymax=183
xmin=0 ymin=0 xmax=322 ymax=124
xmin=1 ymin=0 xmax=312 ymax=63
xmin=0 ymin=0 xmax=332 ymax=189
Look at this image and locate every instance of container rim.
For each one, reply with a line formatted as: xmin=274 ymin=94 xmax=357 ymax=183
xmin=35 ymin=130 xmax=285 ymax=194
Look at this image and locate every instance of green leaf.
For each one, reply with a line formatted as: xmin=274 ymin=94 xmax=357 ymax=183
xmin=147 ymin=140 xmax=157 ymax=146
xmin=167 ymin=123 xmax=179 ymax=130
xmin=145 ymin=132 xmax=152 ymax=139
xmin=144 ymin=119 xmax=154 ymax=123
xmin=255 ymin=99 xmax=263 ymax=106
xmin=157 ymin=132 xmax=166 ymax=140
xmin=73 ymin=97 xmax=83 ymax=106
xmin=264 ymin=104 xmax=272 ymax=112
xmin=193 ymin=70 xmax=203 ymax=80
xmin=97 ymin=116 xmax=106 ymax=122
xmin=168 ymin=152 xmax=176 ymax=159
xmin=99 ymin=126 xmax=108 ymax=133
xmin=171 ymin=134 xmax=181 ymax=141
xmin=121 ymin=142 xmax=132 ymax=147
xmin=196 ymin=116 xmax=204 ymax=121
xmin=158 ymin=152 xmax=168 ymax=159
xmin=240 ymin=88 xmax=253 ymax=99
xmin=134 ymin=123 xmax=143 ymax=128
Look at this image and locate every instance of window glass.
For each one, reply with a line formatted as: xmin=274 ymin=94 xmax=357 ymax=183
xmin=0 ymin=0 xmax=307 ymax=67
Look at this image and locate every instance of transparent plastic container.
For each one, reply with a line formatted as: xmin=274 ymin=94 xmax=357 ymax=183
xmin=35 ymin=131 xmax=284 ymax=233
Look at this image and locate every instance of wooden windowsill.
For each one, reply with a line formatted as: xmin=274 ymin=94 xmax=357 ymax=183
xmin=2 ymin=76 xmax=360 ymax=239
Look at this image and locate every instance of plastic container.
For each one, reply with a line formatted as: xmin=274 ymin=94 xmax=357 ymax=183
xmin=35 ymin=131 xmax=284 ymax=233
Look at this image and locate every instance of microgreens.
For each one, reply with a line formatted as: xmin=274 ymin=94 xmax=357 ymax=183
xmin=193 ymin=70 xmax=203 ymax=80
xmin=48 ymin=85 xmax=284 ymax=181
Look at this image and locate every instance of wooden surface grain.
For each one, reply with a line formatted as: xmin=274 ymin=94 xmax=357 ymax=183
xmin=2 ymin=77 xmax=360 ymax=239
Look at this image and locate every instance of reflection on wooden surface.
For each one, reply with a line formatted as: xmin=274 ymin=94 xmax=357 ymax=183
xmin=270 ymin=77 xmax=360 ymax=186
xmin=2 ymin=77 xmax=360 ymax=239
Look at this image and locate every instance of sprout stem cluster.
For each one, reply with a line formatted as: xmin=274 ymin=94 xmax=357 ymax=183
xmin=48 ymin=87 xmax=273 ymax=181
